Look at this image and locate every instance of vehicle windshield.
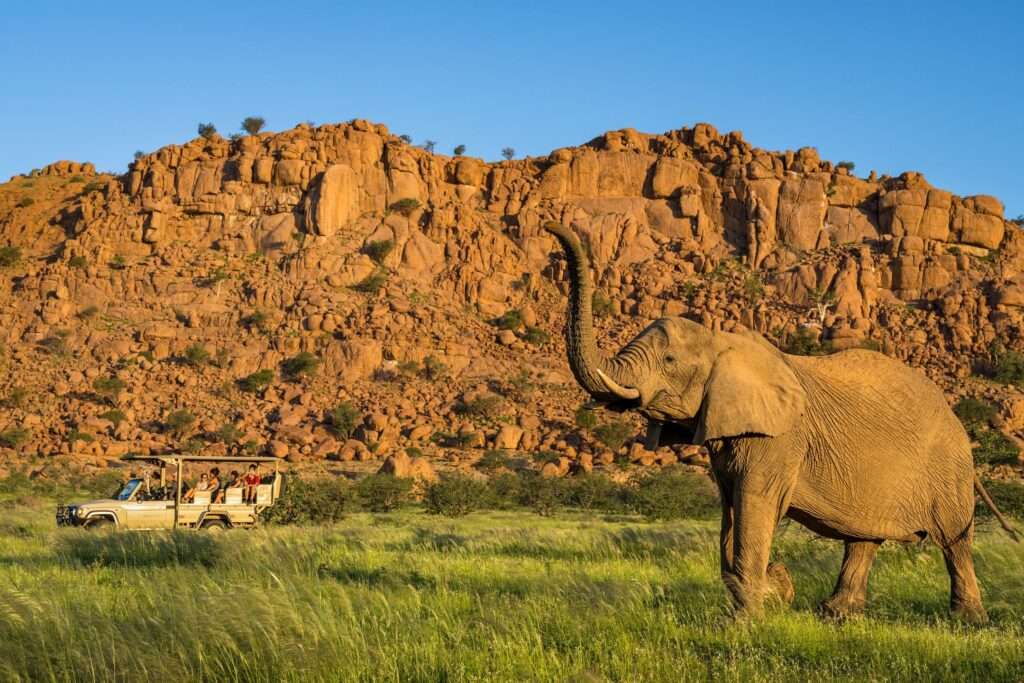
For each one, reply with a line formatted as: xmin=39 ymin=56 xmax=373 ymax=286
xmin=116 ymin=479 xmax=142 ymax=501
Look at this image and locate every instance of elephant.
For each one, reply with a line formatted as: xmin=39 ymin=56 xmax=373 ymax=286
xmin=543 ymin=221 xmax=1018 ymax=623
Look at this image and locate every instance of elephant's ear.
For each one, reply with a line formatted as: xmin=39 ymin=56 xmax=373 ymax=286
xmin=694 ymin=339 xmax=806 ymax=443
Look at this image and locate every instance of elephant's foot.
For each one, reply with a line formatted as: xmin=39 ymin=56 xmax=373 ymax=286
xmin=766 ymin=562 xmax=795 ymax=606
xmin=817 ymin=594 xmax=865 ymax=621
xmin=951 ymin=600 xmax=988 ymax=626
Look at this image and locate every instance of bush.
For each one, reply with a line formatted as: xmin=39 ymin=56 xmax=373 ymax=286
xmin=954 ymin=397 xmax=997 ymax=428
xmin=67 ymin=429 xmax=94 ymax=445
xmin=422 ymin=355 xmax=447 ymax=381
xmin=396 ymin=360 xmax=420 ymax=376
xmin=98 ymin=409 xmax=126 ymax=426
xmin=0 ymin=427 xmax=31 ymax=449
xmin=281 ymin=352 xmax=320 ymax=381
xmin=977 ymin=479 xmax=1024 ymax=520
xmin=453 ymin=144 xmax=466 ymax=156
xmin=532 ymin=450 xmax=561 ymax=466
xmin=989 ymin=344 xmax=1024 ymax=387
xmin=567 ymin=474 xmax=628 ymax=512
xmin=487 ymin=472 xmax=526 ymax=509
xmin=784 ymin=327 xmax=833 ymax=356
xmin=109 ymin=255 xmax=127 ymax=270
xmin=77 ymin=305 xmax=99 ymax=320
xmin=501 ymin=147 xmax=515 ymax=161
xmin=519 ymin=472 xmax=569 ymax=516
xmin=837 ymin=161 xmax=856 ymax=172
xmin=68 ymin=255 xmax=88 ymax=268
xmin=424 ymin=474 xmax=490 ymax=516
xmin=355 ymin=474 xmax=412 ymax=512
xmin=197 ymin=122 xmax=218 ymax=139
xmin=494 ymin=309 xmax=523 ymax=330
xmin=16 ymin=197 xmax=34 ymax=208
xmin=523 ymin=326 xmax=550 ymax=346
xmin=475 ymin=449 xmax=512 ymax=472
xmin=575 ymin=405 xmax=598 ymax=430
xmin=2 ymin=387 xmax=28 ymax=409
xmin=973 ymin=429 xmax=1020 ymax=465
xmin=242 ymin=310 xmax=270 ymax=332
xmin=363 ymin=240 xmax=394 ymax=264
xmin=326 ymin=402 xmax=361 ymax=440
xmin=241 ymin=116 xmax=265 ymax=135
xmin=592 ymin=291 xmax=614 ymax=318
xmin=351 ymin=269 xmax=388 ymax=294
xmin=388 ymin=198 xmax=421 ymax=217
xmin=215 ymin=423 xmax=243 ymax=445
xmin=594 ymin=420 xmax=633 ymax=451
xmin=239 ymin=369 xmax=275 ymax=393
xmin=82 ymin=181 xmax=105 ymax=194
xmin=38 ymin=331 xmax=70 ymax=356
xmin=183 ymin=344 xmax=210 ymax=366
xmin=165 ymin=410 xmax=196 ymax=438
xmin=630 ymin=467 xmax=719 ymax=520
xmin=398 ymin=134 xmax=412 ymax=144
xmin=92 ymin=376 xmax=126 ymax=403
xmin=457 ymin=395 xmax=503 ymax=418
xmin=0 ymin=246 xmax=22 ymax=268
xmin=261 ymin=475 xmax=350 ymax=525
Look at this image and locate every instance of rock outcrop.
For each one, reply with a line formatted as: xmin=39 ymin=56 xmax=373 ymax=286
xmin=0 ymin=119 xmax=1021 ymax=480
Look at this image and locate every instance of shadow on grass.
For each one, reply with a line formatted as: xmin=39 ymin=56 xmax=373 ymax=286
xmin=318 ymin=564 xmax=437 ymax=589
xmin=56 ymin=531 xmax=220 ymax=568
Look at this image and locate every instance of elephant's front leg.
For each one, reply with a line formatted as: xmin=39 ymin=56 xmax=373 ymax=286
xmin=726 ymin=481 xmax=792 ymax=616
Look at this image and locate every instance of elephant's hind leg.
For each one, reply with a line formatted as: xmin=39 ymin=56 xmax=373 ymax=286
xmin=940 ymin=527 xmax=988 ymax=624
xmin=819 ymin=540 xmax=880 ymax=619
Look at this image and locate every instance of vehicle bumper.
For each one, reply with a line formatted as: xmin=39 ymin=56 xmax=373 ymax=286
xmin=56 ymin=505 xmax=82 ymax=527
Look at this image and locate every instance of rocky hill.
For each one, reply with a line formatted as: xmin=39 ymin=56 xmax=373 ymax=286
xmin=1 ymin=120 xmax=1022 ymax=482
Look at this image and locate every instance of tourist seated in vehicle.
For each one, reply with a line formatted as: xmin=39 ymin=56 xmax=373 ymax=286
xmin=214 ymin=470 xmax=242 ymax=504
xmin=183 ymin=473 xmax=211 ymax=503
xmin=242 ymin=464 xmax=261 ymax=503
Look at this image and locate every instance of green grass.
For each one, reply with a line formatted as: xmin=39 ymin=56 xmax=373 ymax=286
xmin=0 ymin=504 xmax=1022 ymax=681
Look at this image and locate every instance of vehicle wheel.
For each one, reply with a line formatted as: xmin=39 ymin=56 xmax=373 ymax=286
xmin=85 ymin=517 xmax=114 ymax=530
xmin=201 ymin=519 xmax=228 ymax=532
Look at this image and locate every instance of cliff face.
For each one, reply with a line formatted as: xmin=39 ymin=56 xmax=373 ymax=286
xmin=1 ymin=119 xmax=1022 ymax=476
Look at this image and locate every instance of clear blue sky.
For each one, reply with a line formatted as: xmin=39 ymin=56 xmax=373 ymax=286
xmin=2 ymin=1 xmax=1021 ymax=217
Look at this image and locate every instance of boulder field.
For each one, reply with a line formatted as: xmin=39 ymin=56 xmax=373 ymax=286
xmin=0 ymin=120 xmax=1022 ymax=482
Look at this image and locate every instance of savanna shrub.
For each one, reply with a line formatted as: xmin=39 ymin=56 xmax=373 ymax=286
xmin=630 ymin=467 xmax=719 ymax=520
xmin=954 ymin=397 xmax=997 ymax=428
xmin=424 ymin=474 xmax=490 ymax=516
xmin=261 ymin=475 xmax=350 ymax=525
xmin=518 ymin=471 xmax=570 ymax=516
xmin=388 ymin=198 xmax=420 ymax=217
xmin=352 ymin=269 xmax=388 ymax=294
xmin=494 ymin=309 xmax=523 ymax=330
xmin=355 ymin=474 xmax=412 ymax=512
xmin=362 ymin=240 xmax=394 ymax=264
xmin=977 ymin=479 xmax=1024 ymax=520
xmin=0 ymin=246 xmax=23 ymax=268
xmin=183 ymin=344 xmax=210 ymax=366
xmin=475 ymin=449 xmax=512 ymax=472
xmin=567 ymin=473 xmax=629 ymax=512
xmin=973 ymin=429 xmax=1020 ymax=465
xmin=239 ymin=369 xmax=274 ymax=393
xmin=594 ymin=420 xmax=633 ymax=450
xmin=282 ymin=352 xmax=320 ymax=380
xmin=327 ymin=402 xmax=361 ymax=440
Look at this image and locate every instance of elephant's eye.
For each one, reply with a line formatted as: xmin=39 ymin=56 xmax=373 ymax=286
xmin=664 ymin=355 xmax=675 ymax=364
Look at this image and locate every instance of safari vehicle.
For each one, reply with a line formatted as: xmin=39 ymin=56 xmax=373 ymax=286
xmin=56 ymin=455 xmax=282 ymax=531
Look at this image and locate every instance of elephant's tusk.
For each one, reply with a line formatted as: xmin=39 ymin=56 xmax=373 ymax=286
xmin=596 ymin=368 xmax=641 ymax=401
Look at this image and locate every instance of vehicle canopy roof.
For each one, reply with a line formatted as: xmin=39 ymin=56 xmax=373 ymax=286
xmin=121 ymin=454 xmax=280 ymax=465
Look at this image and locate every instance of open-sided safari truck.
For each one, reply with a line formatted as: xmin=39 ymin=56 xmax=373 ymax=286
xmin=56 ymin=455 xmax=283 ymax=531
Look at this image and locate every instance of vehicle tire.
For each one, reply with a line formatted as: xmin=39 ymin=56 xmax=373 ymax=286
xmin=201 ymin=519 xmax=228 ymax=532
xmin=85 ymin=517 xmax=114 ymax=530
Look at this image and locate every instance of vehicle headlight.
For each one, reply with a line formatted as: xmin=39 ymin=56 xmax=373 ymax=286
xmin=73 ymin=507 xmax=84 ymax=517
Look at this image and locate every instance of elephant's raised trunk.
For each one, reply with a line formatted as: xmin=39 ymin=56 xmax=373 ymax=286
xmin=543 ymin=222 xmax=641 ymax=402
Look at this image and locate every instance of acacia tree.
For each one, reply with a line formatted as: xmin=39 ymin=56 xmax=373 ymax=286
xmin=197 ymin=123 xmax=217 ymax=139
xmin=422 ymin=140 xmax=437 ymax=153
xmin=241 ymin=117 xmax=265 ymax=135
xmin=501 ymin=147 xmax=515 ymax=160
xmin=453 ymin=144 xmax=466 ymax=156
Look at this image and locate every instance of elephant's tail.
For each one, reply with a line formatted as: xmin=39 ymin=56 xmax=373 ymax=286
xmin=974 ymin=475 xmax=1021 ymax=542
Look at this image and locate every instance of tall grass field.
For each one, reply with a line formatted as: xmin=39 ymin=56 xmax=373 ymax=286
xmin=0 ymin=498 xmax=1022 ymax=681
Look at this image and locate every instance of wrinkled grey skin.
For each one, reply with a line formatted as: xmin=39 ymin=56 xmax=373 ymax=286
xmin=545 ymin=221 xmax=1015 ymax=622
